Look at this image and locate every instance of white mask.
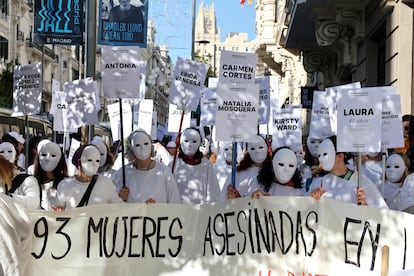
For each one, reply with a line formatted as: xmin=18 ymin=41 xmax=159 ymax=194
xmin=273 ymin=148 xmax=297 ymax=184
xmin=222 ymin=142 xmax=233 ymax=163
xmin=92 ymin=141 xmax=108 ymax=167
xmin=307 ymin=137 xmax=322 ymax=157
xmin=80 ymin=146 xmax=100 ymax=176
xmin=180 ymin=128 xmax=201 ymax=156
xmin=39 ymin=142 xmax=62 ymax=172
xmin=199 ymin=138 xmax=210 ymax=155
xmin=386 ymin=154 xmax=406 ymax=183
xmin=248 ymin=136 xmax=267 ymax=164
xmin=318 ymin=138 xmax=336 ymax=171
xmin=295 ymin=149 xmax=305 ymax=166
xmin=0 ymin=142 xmax=16 ymax=163
xmin=131 ymin=132 xmax=152 ymax=161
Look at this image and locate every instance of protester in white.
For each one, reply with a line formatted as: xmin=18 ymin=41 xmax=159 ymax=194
xmin=33 ymin=141 xmax=68 ymax=210
xmin=295 ymin=144 xmax=312 ymax=189
xmin=251 ymin=147 xmax=304 ymax=198
xmin=57 ymin=144 xmax=123 ymax=209
xmin=91 ymin=137 xmax=115 ymax=178
xmin=7 ymin=131 xmax=26 ymax=170
xmin=383 ymin=153 xmax=411 ymax=210
xmin=0 ymin=141 xmax=40 ymax=209
xmin=214 ymin=142 xmax=243 ymax=200
xmin=172 ymin=127 xmax=220 ymax=204
xmin=308 ymin=136 xmax=388 ymax=208
xmin=0 ymin=193 xmax=32 ymax=276
xmin=361 ymin=152 xmax=383 ymax=189
xmin=154 ymin=141 xmax=174 ymax=166
xmin=227 ymin=135 xmax=270 ymax=199
xmin=112 ymin=130 xmax=181 ymax=203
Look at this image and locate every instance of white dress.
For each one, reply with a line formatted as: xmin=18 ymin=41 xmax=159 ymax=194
xmin=4 ymin=173 xmax=40 ymax=209
xmin=173 ymin=157 xmax=220 ymax=204
xmin=266 ymin=183 xmax=304 ymax=196
xmin=309 ymin=172 xmax=388 ymax=208
xmin=235 ymin=166 xmax=261 ymax=197
xmin=57 ymin=175 xmax=123 ymax=209
xmin=112 ymin=162 xmax=181 ymax=203
xmin=383 ymin=180 xmax=402 ymax=210
xmin=397 ymin=173 xmax=414 ymax=212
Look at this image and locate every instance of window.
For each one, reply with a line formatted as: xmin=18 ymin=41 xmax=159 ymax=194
xmin=0 ymin=36 xmax=8 ymax=60
xmin=0 ymin=0 xmax=8 ymax=15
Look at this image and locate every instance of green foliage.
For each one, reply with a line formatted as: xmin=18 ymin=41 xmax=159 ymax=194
xmin=0 ymin=69 xmax=13 ymax=108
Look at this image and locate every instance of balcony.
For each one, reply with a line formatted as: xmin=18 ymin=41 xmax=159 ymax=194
xmin=25 ymin=38 xmax=58 ymax=63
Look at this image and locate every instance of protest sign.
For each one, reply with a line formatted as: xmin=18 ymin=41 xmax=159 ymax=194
xmin=50 ymin=91 xmax=70 ymax=132
xmin=167 ymin=104 xmax=191 ymax=133
xmin=219 ymin=50 xmax=256 ymax=84
xmin=63 ymin=78 xmax=100 ymax=129
xmin=200 ymin=87 xmax=217 ymax=127
xmin=107 ymin=101 xmax=132 ymax=141
xmin=215 ymin=82 xmax=259 ymax=142
xmin=326 ymin=82 xmax=361 ymax=135
xmin=271 ymin=106 xmax=302 ymax=151
xmin=24 ymin=197 xmax=414 ymax=276
xmin=12 ymin=63 xmax=42 ymax=116
xmin=309 ymin=90 xmax=334 ymax=139
xmin=256 ymin=76 xmax=278 ymax=125
xmin=137 ymin=99 xmax=154 ymax=136
xmin=337 ymin=87 xmax=382 ymax=153
xmin=101 ymin=46 xmax=146 ymax=99
xmin=168 ymin=57 xmax=209 ymax=111
xmin=382 ymin=93 xmax=404 ymax=149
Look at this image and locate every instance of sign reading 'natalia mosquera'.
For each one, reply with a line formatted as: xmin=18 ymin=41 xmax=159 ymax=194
xmin=34 ymin=0 xmax=84 ymax=45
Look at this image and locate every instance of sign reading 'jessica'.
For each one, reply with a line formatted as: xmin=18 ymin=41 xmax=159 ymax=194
xmin=34 ymin=0 xmax=84 ymax=45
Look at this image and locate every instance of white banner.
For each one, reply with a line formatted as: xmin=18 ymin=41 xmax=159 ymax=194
xmin=200 ymin=87 xmax=217 ymax=127
xmin=101 ymin=46 xmax=146 ymax=99
xmin=326 ymin=82 xmax=361 ymax=135
xmin=137 ymin=99 xmax=154 ymax=135
xmin=382 ymin=93 xmax=404 ymax=149
xmin=215 ymin=82 xmax=259 ymax=142
xmin=168 ymin=57 xmax=208 ymax=111
xmin=107 ymin=101 xmax=132 ymax=141
xmin=271 ymin=107 xmax=302 ymax=151
xmin=63 ymin=78 xmax=100 ymax=129
xmin=219 ymin=50 xmax=256 ymax=84
xmin=12 ymin=63 xmax=43 ymax=116
xmin=337 ymin=87 xmax=382 ymax=153
xmin=309 ymin=90 xmax=334 ymax=139
xmin=23 ymin=197 xmax=414 ymax=275
xmin=167 ymin=104 xmax=191 ymax=133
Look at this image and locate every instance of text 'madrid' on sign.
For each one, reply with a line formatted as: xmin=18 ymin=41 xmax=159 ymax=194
xmin=34 ymin=0 xmax=84 ymax=45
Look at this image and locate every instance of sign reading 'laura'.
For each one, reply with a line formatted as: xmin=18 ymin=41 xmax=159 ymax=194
xmin=34 ymin=0 xmax=84 ymax=45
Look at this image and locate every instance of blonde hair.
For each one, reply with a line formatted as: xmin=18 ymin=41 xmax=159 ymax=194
xmin=0 ymin=155 xmax=14 ymax=192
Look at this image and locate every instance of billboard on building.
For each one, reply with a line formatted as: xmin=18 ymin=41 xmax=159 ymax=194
xmin=34 ymin=0 xmax=84 ymax=45
xmin=98 ymin=0 xmax=148 ymax=47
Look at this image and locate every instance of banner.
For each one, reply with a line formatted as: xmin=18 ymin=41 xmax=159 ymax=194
xmin=168 ymin=57 xmax=209 ymax=111
xmin=24 ymin=197 xmax=414 ymax=275
xmin=101 ymin=46 xmax=146 ymax=98
xmin=337 ymin=87 xmax=382 ymax=153
xmin=12 ymin=63 xmax=43 ymax=116
xmin=34 ymin=0 xmax=84 ymax=45
xmin=215 ymin=82 xmax=259 ymax=142
xmin=98 ymin=0 xmax=148 ymax=47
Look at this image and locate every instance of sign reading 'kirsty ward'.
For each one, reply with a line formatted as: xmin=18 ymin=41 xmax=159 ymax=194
xmin=12 ymin=63 xmax=43 ymax=116
xmin=34 ymin=0 xmax=83 ymax=45
xmin=271 ymin=106 xmax=302 ymax=151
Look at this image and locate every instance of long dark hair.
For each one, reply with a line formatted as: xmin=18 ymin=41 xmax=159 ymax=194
xmin=257 ymin=147 xmax=303 ymax=192
xmin=34 ymin=147 xmax=68 ymax=189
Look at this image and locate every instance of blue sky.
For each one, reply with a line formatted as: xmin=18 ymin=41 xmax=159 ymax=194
xmin=148 ymin=0 xmax=256 ymax=63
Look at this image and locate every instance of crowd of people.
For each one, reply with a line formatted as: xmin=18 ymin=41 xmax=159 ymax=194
xmin=2 ymin=114 xmax=414 ymax=213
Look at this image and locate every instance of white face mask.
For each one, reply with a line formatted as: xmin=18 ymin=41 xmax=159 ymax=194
xmin=199 ymin=138 xmax=210 ymax=155
xmin=92 ymin=141 xmax=107 ymax=167
xmin=295 ymin=149 xmax=305 ymax=166
xmin=222 ymin=142 xmax=233 ymax=163
xmin=39 ymin=142 xmax=61 ymax=172
xmin=386 ymin=154 xmax=406 ymax=183
xmin=273 ymin=148 xmax=297 ymax=184
xmin=0 ymin=142 xmax=16 ymax=164
xmin=307 ymin=137 xmax=322 ymax=157
xmin=80 ymin=146 xmax=100 ymax=176
xmin=131 ymin=132 xmax=152 ymax=161
xmin=180 ymin=129 xmax=201 ymax=156
xmin=318 ymin=139 xmax=336 ymax=171
xmin=248 ymin=136 xmax=267 ymax=164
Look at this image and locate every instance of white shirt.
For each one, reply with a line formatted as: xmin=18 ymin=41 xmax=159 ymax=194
xmin=173 ymin=157 xmax=220 ymax=204
xmin=235 ymin=166 xmax=261 ymax=197
xmin=4 ymin=173 xmax=40 ymax=209
xmin=266 ymin=183 xmax=304 ymax=196
xmin=112 ymin=162 xmax=181 ymax=203
xmin=309 ymin=172 xmax=388 ymax=208
xmin=57 ymin=175 xmax=123 ymax=209
xmin=397 ymin=173 xmax=414 ymax=211
xmin=383 ymin=180 xmax=403 ymax=211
